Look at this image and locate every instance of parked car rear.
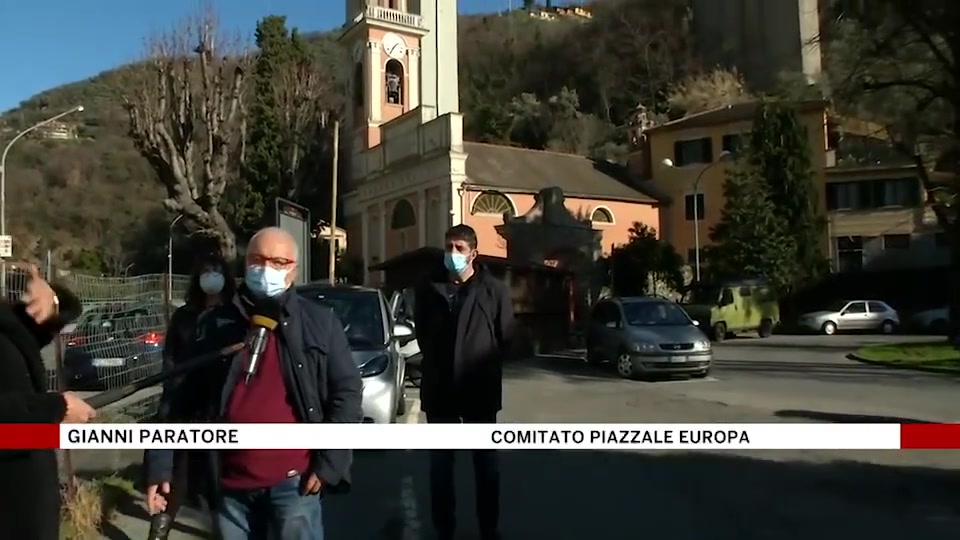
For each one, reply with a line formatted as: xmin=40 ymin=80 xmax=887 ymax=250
xmin=62 ymin=303 xmax=168 ymax=390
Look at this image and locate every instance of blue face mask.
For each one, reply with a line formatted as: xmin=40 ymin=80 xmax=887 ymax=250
xmin=443 ymin=251 xmax=470 ymax=275
xmin=245 ymin=265 xmax=289 ymax=297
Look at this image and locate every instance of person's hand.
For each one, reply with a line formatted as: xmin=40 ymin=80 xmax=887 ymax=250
xmin=300 ymin=473 xmax=322 ymax=495
xmin=21 ymin=265 xmax=57 ymax=324
xmin=62 ymin=392 xmax=96 ymax=424
xmin=145 ymin=482 xmax=170 ymax=515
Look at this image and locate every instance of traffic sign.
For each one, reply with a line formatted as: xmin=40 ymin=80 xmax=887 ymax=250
xmin=0 ymin=235 xmax=12 ymax=258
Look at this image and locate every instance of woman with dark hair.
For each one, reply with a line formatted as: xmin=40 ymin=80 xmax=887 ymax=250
xmin=143 ymin=253 xmax=243 ymax=540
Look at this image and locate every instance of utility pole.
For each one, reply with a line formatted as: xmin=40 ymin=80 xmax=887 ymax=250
xmin=328 ymin=120 xmax=340 ymax=285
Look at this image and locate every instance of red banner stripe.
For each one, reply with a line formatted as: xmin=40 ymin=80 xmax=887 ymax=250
xmin=900 ymin=423 xmax=960 ymax=449
xmin=0 ymin=423 xmax=60 ymax=449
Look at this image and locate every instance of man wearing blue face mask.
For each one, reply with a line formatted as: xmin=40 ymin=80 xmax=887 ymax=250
xmin=414 ymin=224 xmax=515 ymax=540
xmin=144 ymin=227 xmax=362 ymax=540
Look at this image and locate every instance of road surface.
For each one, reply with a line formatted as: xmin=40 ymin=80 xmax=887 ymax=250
xmin=89 ymin=334 xmax=960 ymax=539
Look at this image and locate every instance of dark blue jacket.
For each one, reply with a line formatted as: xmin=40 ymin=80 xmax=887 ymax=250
xmin=144 ymin=290 xmax=364 ymax=493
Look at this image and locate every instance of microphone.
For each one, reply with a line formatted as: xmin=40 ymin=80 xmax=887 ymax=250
xmin=244 ymin=300 xmax=282 ymax=384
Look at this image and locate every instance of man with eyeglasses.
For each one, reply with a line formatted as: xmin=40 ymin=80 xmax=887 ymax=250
xmin=144 ymin=227 xmax=363 ymax=540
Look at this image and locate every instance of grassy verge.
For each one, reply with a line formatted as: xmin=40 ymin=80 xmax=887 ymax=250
xmin=60 ymin=474 xmax=138 ymax=539
xmin=852 ymin=341 xmax=960 ymax=373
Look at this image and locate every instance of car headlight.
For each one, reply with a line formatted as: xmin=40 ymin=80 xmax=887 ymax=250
xmin=630 ymin=342 xmax=657 ymax=353
xmin=359 ymin=355 xmax=389 ymax=378
xmin=693 ymin=340 xmax=711 ymax=352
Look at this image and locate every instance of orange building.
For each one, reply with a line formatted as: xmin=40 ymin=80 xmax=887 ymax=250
xmin=638 ymin=100 xmax=831 ymax=266
xmin=634 ymin=100 xmax=945 ymax=273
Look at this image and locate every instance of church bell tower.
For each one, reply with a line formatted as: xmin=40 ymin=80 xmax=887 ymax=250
xmin=339 ymin=0 xmax=428 ymax=153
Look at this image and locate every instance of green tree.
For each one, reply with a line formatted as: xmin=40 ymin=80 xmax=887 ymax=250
xmin=746 ymin=102 xmax=828 ymax=287
xmin=64 ymin=249 xmax=105 ymax=275
xmin=818 ymin=2 xmax=960 ymax=334
xmin=234 ymin=15 xmax=338 ymax=237
xmin=707 ymin=163 xmax=796 ymax=291
xmin=606 ymin=223 xmax=684 ymax=296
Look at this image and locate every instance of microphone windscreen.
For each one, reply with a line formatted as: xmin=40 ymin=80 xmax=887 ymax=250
xmin=250 ymin=298 xmax=283 ymax=330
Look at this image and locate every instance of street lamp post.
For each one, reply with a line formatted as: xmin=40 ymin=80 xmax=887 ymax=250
xmin=661 ymin=151 xmax=733 ymax=283
xmin=0 ymin=105 xmax=84 ymax=296
xmin=0 ymin=105 xmax=84 ymax=237
xmin=166 ymin=214 xmax=184 ymax=322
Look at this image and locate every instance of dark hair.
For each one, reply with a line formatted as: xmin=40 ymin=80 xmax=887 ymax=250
xmin=444 ymin=224 xmax=478 ymax=250
xmin=184 ymin=252 xmax=237 ymax=307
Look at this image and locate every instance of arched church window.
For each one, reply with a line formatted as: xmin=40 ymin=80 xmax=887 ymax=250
xmin=471 ymin=191 xmax=516 ymax=216
xmin=352 ymin=63 xmax=363 ymax=108
xmin=591 ymin=207 xmax=614 ymax=224
xmin=390 ymin=199 xmax=416 ymax=229
xmin=385 ymin=60 xmax=404 ymax=106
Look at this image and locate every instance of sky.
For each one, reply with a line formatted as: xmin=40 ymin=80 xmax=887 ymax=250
xmin=0 ymin=0 xmax=507 ymax=113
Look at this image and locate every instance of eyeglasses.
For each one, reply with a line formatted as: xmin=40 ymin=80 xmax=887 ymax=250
xmin=248 ymin=254 xmax=296 ymax=270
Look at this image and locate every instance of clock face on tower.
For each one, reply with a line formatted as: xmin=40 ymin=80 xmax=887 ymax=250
xmin=381 ymin=32 xmax=407 ymax=60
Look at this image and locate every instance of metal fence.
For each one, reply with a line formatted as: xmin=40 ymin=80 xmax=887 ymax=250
xmin=3 ymin=262 xmax=189 ymax=421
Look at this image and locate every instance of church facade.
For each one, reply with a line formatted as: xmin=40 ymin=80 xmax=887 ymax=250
xmin=339 ymin=0 xmax=662 ymax=285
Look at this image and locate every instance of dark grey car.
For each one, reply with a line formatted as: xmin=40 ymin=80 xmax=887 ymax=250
xmin=586 ymin=296 xmax=712 ymax=380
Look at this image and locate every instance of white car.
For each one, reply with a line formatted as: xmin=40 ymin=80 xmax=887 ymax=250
xmin=911 ymin=307 xmax=948 ymax=333
xmin=797 ymin=300 xmax=900 ymax=335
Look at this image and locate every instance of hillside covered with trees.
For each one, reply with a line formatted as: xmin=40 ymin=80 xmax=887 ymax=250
xmin=2 ymin=0 xmax=949 ymax=283
xmin=0 ymin=0 xmax=704 ymax=273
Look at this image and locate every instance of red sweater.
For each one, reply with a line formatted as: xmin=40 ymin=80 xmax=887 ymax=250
xmin=221 ymin=332 xmax=310 ymax=490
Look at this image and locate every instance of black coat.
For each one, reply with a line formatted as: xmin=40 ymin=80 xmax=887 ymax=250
xmin=142 ymin=302 xmax=243 ymax=500
xmin=414 ymin=264 xmax=515 ymax=416
xmin=0 ymin=286 xmax=81 ymax=540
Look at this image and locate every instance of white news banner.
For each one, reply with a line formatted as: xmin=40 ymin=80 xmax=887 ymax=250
xmin=55 ymin=423 xmax=904 ymax=450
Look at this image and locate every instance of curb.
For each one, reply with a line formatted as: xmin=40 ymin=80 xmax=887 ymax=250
xmin=846 ymin=353 xmax=960 ymax=375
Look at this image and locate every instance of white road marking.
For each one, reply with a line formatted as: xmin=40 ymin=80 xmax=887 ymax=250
xmin=401 ymin=397 xmax=423 ymax=540
xmin=638 ymin=376 xmax=720 ymax=385
xmin=405 ymin=398 xmax=422 ymax=424
xmin=400 ymin=475 xmax=421 ymax=540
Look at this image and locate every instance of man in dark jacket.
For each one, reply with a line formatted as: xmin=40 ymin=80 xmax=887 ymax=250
xmin=145 ymin=228 xmax=363 ymax=540
xmin=414 ymin=224 xmax=515 ymax=540
xmin=0 ymin=265 xmax=96 ymax=540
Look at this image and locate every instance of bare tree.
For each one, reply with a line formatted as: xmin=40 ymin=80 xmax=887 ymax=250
xmin=666 ymin=68 xmax=754 ymax=117
xmin=123 ymin=12 xmax=250 ymax=260
xmin=276 ymin=54 xmax=333 ymax=200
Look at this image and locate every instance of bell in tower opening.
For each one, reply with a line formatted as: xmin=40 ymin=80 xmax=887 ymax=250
xmin=385 ymin=59 xmax=404 ymax=105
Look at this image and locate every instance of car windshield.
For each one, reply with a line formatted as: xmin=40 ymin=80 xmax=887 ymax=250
xmin=686 ymin=285 xmax=720 ymax=305
xmin=298 ymin=288 xmax=385 ymax=349
xmin=622 ymin=301 xmax=691 ymax=326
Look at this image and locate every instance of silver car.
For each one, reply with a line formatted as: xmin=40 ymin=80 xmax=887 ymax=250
xmin=797 ymin=300 xmax=899 ymax=335
xmin=586 ymin=296 xmax=712 ymax=380
xmin=296 ymin=284 xmax=411 ymax=424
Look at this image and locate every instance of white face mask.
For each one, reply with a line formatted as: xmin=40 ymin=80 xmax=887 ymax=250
xmin=199 ymin=271 xmax=225 ymax=295
xmin=245 ymin=265 xmax=289 ymax=297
